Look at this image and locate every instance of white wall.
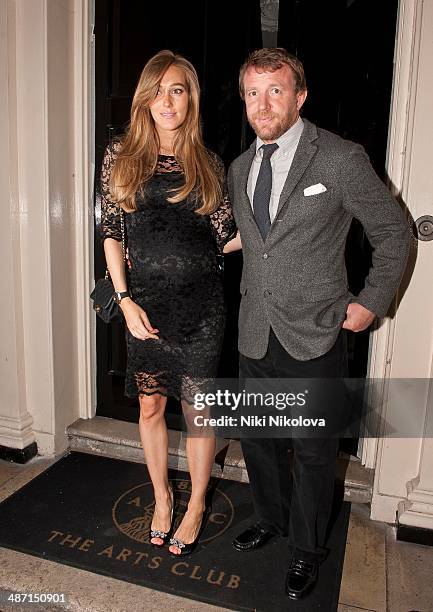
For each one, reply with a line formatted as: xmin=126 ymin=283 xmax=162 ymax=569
xmin=0 ymin=0 xmax=79 ymax=455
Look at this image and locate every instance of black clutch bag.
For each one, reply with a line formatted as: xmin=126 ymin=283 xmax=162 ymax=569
xmin=90 ymin=277 xmax=121 ymax=323
xmin=90 ymin=207 xmax=126 ymax=323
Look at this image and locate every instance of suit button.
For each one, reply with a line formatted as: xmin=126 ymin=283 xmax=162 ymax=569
xmin=263 ymin=253 xmax=268 ymax=259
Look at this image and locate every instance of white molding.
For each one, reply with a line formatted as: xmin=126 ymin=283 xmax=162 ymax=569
xmin=362 ymin=0 xmax=421 ymax=469
xmin=0 ymin=0 xmax=37 ymax=452
xmin=41 ymin=0 xmax=55 ymax=426
xmin=362 ymin=320 xmax=392 ymax=468
xmin=74 ymin=0 xmax=96 ymax=419
xmin=398 ymin=378 xmax=433 ymax=529
xmin=0 ymin=413 xmax=35 ymax=449
xmin=370 ymin=0 xmax=433 ymax=525
xmin=370 ymin=492 xmax=400 ymax=524
xmin=34 ymin=430 xmax=58 ymax=456
xmin=0 ymin=414 xmax=33 ymax=429
xmin=399 ymin=492 xmax=433 ymax=530
xmin=15 ymin=0 xmax=56 ymax=430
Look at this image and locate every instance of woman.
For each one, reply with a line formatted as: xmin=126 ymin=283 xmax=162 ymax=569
xmin=100 ymin=50 xmax=241 ymax=556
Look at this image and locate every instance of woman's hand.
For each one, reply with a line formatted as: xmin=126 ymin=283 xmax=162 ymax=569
xmin=223 ymin=231 xmax=242 ymax=254
xmin=120 ymin=298 xmax=159 ymax=340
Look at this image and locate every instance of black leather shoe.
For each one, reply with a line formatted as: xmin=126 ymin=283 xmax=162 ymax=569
xmin=285 ymin=557 xmax=318 ymax=600
xmin=232 ymin=522 xmax=275 ymax=552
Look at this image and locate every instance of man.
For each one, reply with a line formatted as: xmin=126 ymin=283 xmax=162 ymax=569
xmin=227 ymin=48 xmax=410 ymax=600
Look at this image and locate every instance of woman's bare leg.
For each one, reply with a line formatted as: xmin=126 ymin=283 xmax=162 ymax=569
xmin=138 ymin=392 xmax=173 ymax=545
xmin=168 ymin=399 xmax=215 ymax=554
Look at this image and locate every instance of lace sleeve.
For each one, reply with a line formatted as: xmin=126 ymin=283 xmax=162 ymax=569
xmin=208 ymin=153 xmax=237 ymax=252
xmin=100 ymin=140 xmax=123 ymax=242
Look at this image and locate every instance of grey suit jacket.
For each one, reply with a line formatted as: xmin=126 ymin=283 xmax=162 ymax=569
xmin=227 ymin=119 xmax=411 ymax=360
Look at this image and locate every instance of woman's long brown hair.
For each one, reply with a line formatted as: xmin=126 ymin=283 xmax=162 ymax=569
xmin=110 ymin=50 xmax=222 ymax=215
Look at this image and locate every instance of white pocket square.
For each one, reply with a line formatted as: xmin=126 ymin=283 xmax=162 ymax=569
xmin=304 ymin=183 xmax=327 ymax=196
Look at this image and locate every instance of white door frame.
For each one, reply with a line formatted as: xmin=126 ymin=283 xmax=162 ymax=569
xmin=361 ymin=0 xmax=423 ymax=469
xmin=74 ymin=0 xmax=96 ymax=420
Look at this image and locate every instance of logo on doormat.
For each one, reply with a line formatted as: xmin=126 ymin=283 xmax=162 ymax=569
xmin=112 ymin=479 xmax=234 ymax=545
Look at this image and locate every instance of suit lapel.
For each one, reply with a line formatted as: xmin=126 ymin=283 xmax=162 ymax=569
xmin=274 ymin=119 xmax=319 ymax=220
xmin=238 ymin=141 xmax=256 ymax=216
xmin=237 ymin=141 xmax=265 ymax=243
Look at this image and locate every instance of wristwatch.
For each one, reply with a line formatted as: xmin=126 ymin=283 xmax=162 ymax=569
xmin=113 ymin=290 xmax=130 ymax=305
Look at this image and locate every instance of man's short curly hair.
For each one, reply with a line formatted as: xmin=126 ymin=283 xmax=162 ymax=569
xmin=239 ymin=48 xmax=307 ymax=99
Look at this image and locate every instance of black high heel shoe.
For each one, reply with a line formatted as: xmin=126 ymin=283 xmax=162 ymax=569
xmin=149 ymin=486 xmax=174 ymax=549
xmin=169 ymin=506 xmax=211 ymax=556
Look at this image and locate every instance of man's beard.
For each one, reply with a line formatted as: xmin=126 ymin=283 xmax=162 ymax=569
xmin=249 ymin=112 xmax=293 ymax=142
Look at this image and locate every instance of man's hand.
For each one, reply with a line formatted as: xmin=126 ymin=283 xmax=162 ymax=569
xmin=342 ymin=303 xmax=376 ymax=332
xmin=223 ymin=230 xmax=242 ymax=254
xmin=125 ymin=247 xmax=132 ymax=270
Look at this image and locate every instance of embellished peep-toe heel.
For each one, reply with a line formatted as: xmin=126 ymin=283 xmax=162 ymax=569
xmin=149 ymin=486 xmax=174 ymax=549
xmin=169 ymin=506 xmax=211 ymax=557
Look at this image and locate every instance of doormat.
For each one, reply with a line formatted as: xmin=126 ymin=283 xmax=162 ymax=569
xmin=0 ymin=452 xmax=350 ymax=611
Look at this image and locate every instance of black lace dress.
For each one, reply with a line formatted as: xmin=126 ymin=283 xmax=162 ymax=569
xmin=100 ymin=142 xmax=236 ymax=401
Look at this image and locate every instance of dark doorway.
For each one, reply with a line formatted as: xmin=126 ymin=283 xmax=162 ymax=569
xmin=93 ymin=0 xmax=261 ymax=422
xmin=93 ymin=0 xmax=398 ymax=428
xmin=278 ymin=0 xmax=399 ymax=382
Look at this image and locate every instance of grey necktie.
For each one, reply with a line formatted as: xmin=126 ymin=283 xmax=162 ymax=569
xmin=253 ymin=143 xmax=279 ymax=240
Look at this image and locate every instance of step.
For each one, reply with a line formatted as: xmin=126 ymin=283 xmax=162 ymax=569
xmin=67 ymin=416 xmax=373 ymax=504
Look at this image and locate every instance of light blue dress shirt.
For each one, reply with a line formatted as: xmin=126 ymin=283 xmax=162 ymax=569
xmin=247 ymin=116 xmax=304 ymax=222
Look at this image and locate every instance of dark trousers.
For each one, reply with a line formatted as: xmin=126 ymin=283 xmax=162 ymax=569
xmin=239 ymin=328 xmax=348 ymax=563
